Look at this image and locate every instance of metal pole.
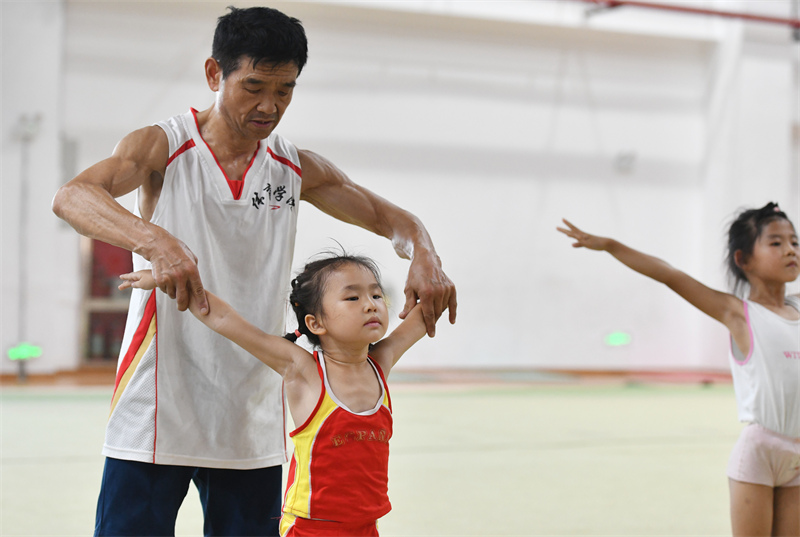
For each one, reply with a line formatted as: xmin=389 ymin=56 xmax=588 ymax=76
xmin=15 ymin=114 xmax=41 ymax=383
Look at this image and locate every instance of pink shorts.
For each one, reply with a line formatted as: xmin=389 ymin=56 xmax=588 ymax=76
xmin=727 ymin=423 xmax=800 ymax=488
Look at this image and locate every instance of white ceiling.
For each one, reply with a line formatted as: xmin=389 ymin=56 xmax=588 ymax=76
xmin=61 ymin=0 xmax=796 ymax=171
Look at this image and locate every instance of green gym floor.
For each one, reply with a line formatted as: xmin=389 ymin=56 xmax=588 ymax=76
xmin=1 ymin=371 xmax=739 ymax=536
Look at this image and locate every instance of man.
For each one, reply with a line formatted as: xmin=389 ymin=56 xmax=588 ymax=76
xmin=52 ymin=6 xmax=456 ymax=536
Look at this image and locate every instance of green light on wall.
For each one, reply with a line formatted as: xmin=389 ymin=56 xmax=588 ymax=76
xmin=7 ymin=343 xmax=42 ymax=361
xmin=604 ymin=332 xmax=632 ymax=347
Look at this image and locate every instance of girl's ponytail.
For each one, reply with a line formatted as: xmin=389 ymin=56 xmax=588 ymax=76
xmin=286 ymin=275 xmax=321 ymax=346
xmin=283 ymin=329 xmax=302 ymax=342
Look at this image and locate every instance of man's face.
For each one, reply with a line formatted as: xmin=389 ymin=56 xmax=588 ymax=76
xmin=211 ymin=56 xmax=298 ymax=141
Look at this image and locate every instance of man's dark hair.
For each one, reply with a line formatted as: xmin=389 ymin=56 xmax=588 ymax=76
xmin=212 ymin=6 xmax=308 ymax=78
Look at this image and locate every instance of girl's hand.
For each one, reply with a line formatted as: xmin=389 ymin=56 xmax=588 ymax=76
xmin=557 ymin=219 xmax=611 ymax=251
xmin=119 ymin=270 xmax=157 ymax=291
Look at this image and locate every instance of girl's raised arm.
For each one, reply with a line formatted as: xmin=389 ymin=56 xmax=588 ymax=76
xmin=369 ymin=304 xmax=427 ymax=377
xmin=120 ymin=270 xmax=308 ymax=377
xmin=557 ymin=219 xmax=746 ymax=331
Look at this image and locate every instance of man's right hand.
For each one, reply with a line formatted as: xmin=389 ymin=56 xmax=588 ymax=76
xmin=145 ymin=232 xmax=209 ymax=315
xmin=51 ymin=125 xmax=210 ymax=313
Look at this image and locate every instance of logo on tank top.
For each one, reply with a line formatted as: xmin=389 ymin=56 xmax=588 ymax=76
xmin=784 ymin=351 xmax=800 ymax=359
xmin=330 ymin=429 xmax=389 ymax=447
xmin=252 ymin=183 xmax=295 ymax=210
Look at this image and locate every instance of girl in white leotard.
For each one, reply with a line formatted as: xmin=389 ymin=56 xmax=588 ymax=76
xmin=559 ymin=202 xmax=799 ymax=537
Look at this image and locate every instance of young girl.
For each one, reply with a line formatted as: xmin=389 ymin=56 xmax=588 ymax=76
xmin=120 ymin=253 xmax=431 ymax=537
xmin=558 ymin=202 xmax=800 ymax=537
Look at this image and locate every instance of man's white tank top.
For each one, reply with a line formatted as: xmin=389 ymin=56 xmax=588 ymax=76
xmin=103 ymin=109 xmax=302 ymax=468
xmin=729 ymin=295 xmax=800 ymax=438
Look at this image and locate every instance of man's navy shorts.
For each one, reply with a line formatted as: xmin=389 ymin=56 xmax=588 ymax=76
xmin=94 ymin=457 xmax=282 ymax=537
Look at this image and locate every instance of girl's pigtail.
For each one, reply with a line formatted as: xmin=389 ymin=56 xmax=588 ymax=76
xmin=287 ymin=275 xmax=318 ymax=345
xmin=283 ymin=329 xmax=302 ymax=342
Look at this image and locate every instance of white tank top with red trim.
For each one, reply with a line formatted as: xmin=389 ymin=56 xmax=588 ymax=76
xmin=729 ymin=295 xmax=800 ymax=438
xmin=103 ymin=109 xmax=301 ymax=468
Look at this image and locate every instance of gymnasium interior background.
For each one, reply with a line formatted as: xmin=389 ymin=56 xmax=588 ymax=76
xmin=3 ymin=0 xmax=800 ymax=380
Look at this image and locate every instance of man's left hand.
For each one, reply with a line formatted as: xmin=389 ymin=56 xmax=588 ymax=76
xmin=400 ymin=253 xmax=457 ymax=337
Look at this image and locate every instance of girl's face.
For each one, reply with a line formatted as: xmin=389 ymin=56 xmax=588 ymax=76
xmin=741 ymin=219 xmax=800 ymax=284
xmin=310 ymin=263 xmax=389 ymax=347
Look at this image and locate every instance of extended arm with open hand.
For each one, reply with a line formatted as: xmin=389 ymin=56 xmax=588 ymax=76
xmin=557 ymin=219 xmax=746 ymax=334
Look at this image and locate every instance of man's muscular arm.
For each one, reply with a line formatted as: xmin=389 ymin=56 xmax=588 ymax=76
xmin=52 ymin=126 xmax=208 ymax=313
xmin=298 ymin=149 xmax=456 ymax=337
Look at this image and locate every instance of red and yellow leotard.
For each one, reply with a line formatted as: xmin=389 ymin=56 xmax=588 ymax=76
xmin=280 ymin=351 xmax=392 ymax=536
